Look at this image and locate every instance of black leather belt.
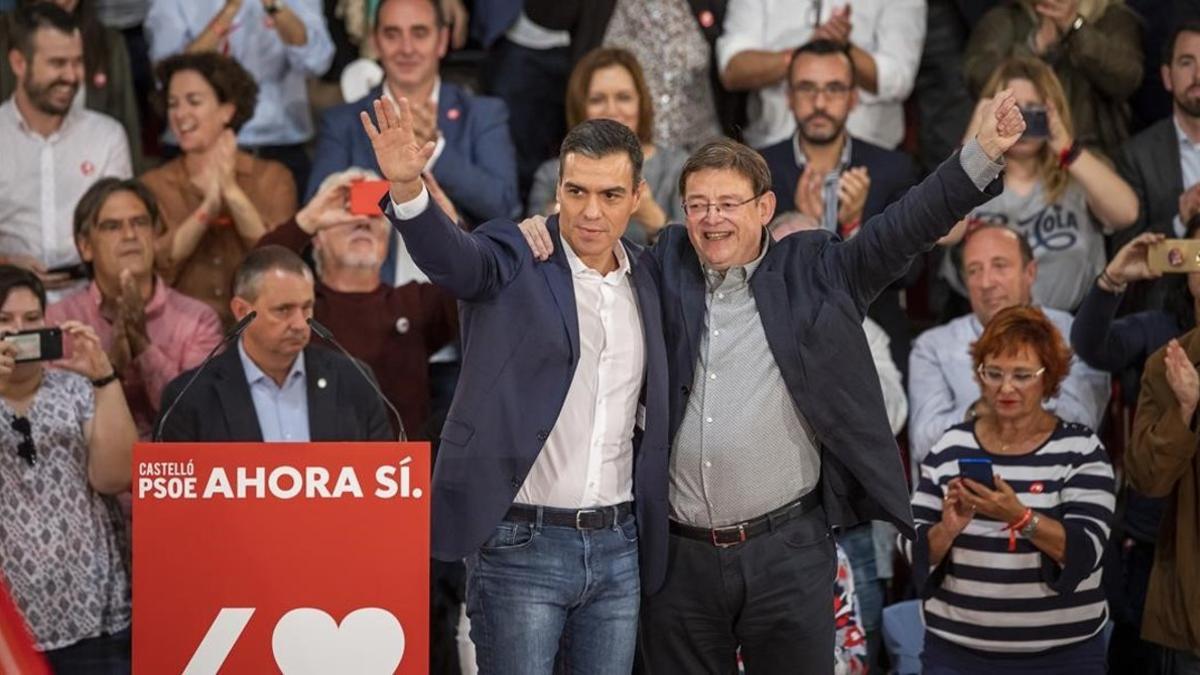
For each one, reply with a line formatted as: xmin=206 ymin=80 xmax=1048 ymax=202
xmin=505 ymin=502 xmax=633 ymax=530
xmin=670 ymin=491 xmax=821 ymax=548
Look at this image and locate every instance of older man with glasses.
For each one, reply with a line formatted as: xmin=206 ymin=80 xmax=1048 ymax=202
xmin=47 ymin=178 xmax=223 ymax=440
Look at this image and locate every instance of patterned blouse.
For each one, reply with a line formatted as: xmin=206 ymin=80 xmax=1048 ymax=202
xmin=0 ymin=370 xmax=130 ymax=650
xmin=603 ymin=0 xmax=722 ymax=152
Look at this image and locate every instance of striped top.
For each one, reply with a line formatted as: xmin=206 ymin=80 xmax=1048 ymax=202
xmin=902 ymin=418 xmax=1115 ymax=655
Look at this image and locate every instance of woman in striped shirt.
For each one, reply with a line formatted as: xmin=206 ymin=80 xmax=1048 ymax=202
xmin=904 ymin=305 xmax=1116 ymax=673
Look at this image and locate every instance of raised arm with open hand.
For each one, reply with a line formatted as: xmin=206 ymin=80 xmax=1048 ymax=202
xmin=359 ymin=97 xmax=436 ymax=206
xmin=975 ymin=89 xmax=1026 ymax=161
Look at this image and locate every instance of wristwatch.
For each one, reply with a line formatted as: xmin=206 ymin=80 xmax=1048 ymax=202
xmin=91 ymin=372 xmax=120 ymax=388
xmin=1020 ymin=512 xmax=1041 ymax=538
xmin=264 ymin=0 xmax=282 ymax=15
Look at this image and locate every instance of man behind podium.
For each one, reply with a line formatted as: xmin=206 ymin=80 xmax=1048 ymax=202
xmin=364 ymin=105 xmax=668 ymax=674
xmin=156 ymin=246 xmax=392 ymax=442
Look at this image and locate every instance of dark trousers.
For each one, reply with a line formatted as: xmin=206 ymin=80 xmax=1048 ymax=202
xmin=43 ymin=629 xmax=130 ymax=675
xmin=639 ymin=506 xmax=835 ymax=675
xmin=480 ymin=39 xmax=570 ymax=203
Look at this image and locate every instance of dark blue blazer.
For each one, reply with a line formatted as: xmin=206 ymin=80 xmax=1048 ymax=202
xmin=758 ymin=135 xmax=919 ymax=221
xmin=652 ymin=151 xmax=1001 ymax=537
xmin=385 ymin=199 xmax=672 ymax=594
xmin=308 ymin=82 xmax=521 ymax=224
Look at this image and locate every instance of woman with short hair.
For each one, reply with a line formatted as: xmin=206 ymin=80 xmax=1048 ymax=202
xmin=141 ymin=51 xmax=296 ymax=326
xmin=904 ymin=305 xmax=1116 ymax=674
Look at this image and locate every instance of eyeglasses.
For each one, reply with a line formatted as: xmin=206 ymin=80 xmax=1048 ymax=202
xmin=976 ymin=365 xmax=1046 ymax=389
xmin=11 ymin=415 xmax=34 ymax=467
xmin=682 ymin=194 xmax=761 ymax=219
xmin=790 ymin=82 xmax=852 ymax=102
xmin=93 ymin=215 xmax=154 ymax=234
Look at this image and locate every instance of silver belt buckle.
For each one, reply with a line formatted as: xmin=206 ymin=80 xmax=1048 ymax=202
xmin=711 ymin=523 xmax=747 ymax=548
xmin=575 ymin=508 xmax=601 ymax=529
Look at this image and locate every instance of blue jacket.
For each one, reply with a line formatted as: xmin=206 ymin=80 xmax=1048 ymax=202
xmin=652 ymin=150 xmax=1001 ymax=537
xmin=386 ymin=199 xmax=672 ymax=594
xmin=308 ymin=82 xmax=521 ymax=224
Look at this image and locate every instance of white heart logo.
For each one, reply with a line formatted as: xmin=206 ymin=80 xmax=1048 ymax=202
xmin=272 ymin=608 xmax=405 ymax=674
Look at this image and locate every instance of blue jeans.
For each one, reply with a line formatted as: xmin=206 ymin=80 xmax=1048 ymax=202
xmin=465 ymin=507 xmax=640 ymax=675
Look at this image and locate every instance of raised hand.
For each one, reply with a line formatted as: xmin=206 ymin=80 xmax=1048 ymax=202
xmin=55 ymin=320 xmax=116 ymax=381
xmin=794 ymin=165 xmax=825 ymax=222
xmin=0 ymin=340 xmax=15 ymax=383
xmin=837 ymin=167 xmax=870 ymax=226
xmin=941 ymin=478 xmax=976 ymax=535
xmin=295 ymin=171 xmax=371 ymax=235
xmin=118 ymin=269 xmax=149 ymax=358
xmin=1165 ymin=339 xmax=1200 ymax=425
xmin=1105 ymin=232 xmax=1166 ymax=285
xmin=359 ymin=98 xmax=436 ymax=203
xmin=975 ymin=89 xmax=1026 ymax=161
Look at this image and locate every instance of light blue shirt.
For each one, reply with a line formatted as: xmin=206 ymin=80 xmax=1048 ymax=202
xmin=145 ymin=0 xmax=334 ymax=146
xmin=237 ymin=339 xmax=310 ymax=442
xmin=906 ymin=307 xmax=1111 ymax=485
xmin=1173 ymin=116 xmax=1200 ymax=237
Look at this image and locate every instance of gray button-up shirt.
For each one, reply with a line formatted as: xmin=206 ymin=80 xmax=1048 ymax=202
xmin=670 ymin=231 xmax=821 ymax=528
xmin=670 ymin=139 xmax=1004 ymax=528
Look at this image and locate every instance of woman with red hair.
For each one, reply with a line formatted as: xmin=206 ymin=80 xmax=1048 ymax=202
xmin=902 ymin=305 xmax=1116 ymax=673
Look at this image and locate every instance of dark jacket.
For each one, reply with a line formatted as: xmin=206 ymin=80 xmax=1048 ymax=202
xmin=307 ymin=82 xmax=520 ymax=223
xmin=385 ymin=199 xmax=672 ymax=594
xmin=156 ymin=344 xmax=393 ymax=443
xmin=652 ymin=149 xmax=1001 ymax=537
xmin=1116 ymin=116 xmax=1184 ymax=312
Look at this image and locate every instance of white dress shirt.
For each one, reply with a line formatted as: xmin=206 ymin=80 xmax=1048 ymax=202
xmin=0 ymin=99 xmax=131 ymax=270
xmin=716 ymin=0 xmax=926 ymax=149
xmin=392 ymin=187 xmax=646 ymax=508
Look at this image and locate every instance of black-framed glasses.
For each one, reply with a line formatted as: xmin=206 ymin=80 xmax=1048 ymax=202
xmin=11 ymin=416 xmax=35 ymax=467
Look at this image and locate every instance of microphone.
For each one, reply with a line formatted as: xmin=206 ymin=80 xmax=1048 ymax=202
xmin=152 ymin=310 xmax=257 ymax=442
xmin=307 ymin=317 xmax=407 ymax=442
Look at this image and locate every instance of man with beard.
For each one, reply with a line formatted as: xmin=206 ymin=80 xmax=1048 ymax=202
xmin=156 ymin=245 xmax=393 ymax=443
xmin=1118 ymin=21 xmax=1200 ymax=313
xmin=0 ymin=3 xmax=131 ymax=299
xmin=759 ymin=39 xmax=919 ymax=384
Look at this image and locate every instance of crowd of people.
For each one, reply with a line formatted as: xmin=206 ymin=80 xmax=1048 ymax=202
xmin=0 ymin=1 xmax=1199 ymax=674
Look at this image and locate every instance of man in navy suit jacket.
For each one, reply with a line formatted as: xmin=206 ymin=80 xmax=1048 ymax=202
xmin=366 ymin=105 xmax=669 ymax=674
xmin=519 ymin=92 xmax=1025 ymax=674
xmin=307 ymin=0 xmax=520 ymax=227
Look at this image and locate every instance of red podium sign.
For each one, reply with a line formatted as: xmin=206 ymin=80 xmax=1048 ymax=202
xmin=132 ymin=442 xmax=429 ymax=674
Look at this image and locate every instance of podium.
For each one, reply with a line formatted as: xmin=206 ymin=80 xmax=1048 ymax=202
xmin=132 ymin=442 xmax=430 ymax=674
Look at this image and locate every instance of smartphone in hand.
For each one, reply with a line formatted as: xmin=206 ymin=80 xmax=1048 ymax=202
xmin=2 ymin=327 xmax=63 ymax=363
xmin=958 ymin=457 xmax=996 ymax=490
